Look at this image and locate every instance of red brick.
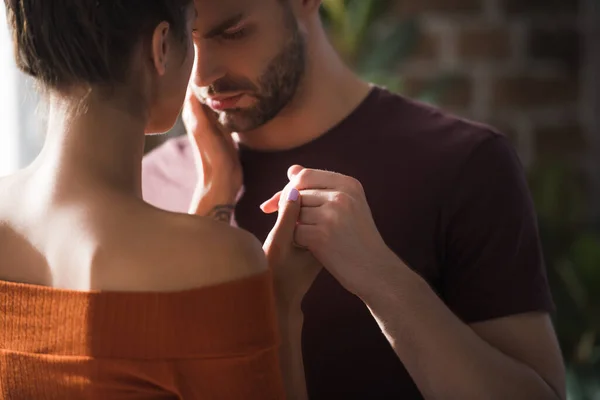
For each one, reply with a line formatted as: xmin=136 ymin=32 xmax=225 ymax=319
xmin=414 ymin=32 xmax=441 ymax=60
xmin=535 ymin=124 xmax=586 ymax=158
xmin=503 ymin=0 xmax=580 ymax=15
xmin=530 ymin=28 xmax=581 ymax=73
xmin=492 ymin=76 xmax=579 ymax=108
xmin=458 ymin=27 xmax=512 ymax=61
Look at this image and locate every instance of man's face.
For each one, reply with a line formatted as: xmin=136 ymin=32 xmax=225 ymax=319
xmin=191 ymin=0 xmax=307 ymax=132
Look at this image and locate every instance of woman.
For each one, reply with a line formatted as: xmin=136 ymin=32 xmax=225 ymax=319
xmin=0 ymin=0 xmax=317 ymax=398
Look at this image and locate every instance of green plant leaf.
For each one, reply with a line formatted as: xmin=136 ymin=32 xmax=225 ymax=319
xmin=346 ymin=0 xmax=378 ymax=54
xmin=344 ymin=0 xmax=396 ymax=55
xmin=358 ymin=18 xmax=420 ymax=73
xmin=529 ymin=161 xmax=585 ymax=226
xmin=321 ymin=0 xmax=347 ymax=27
xmin=416 ymin=74 xmax=456 ymax=104
xmin=567 ymin=367 xmax=585 ymax=400
xmin=557 ymin=259 xmax=590 ymax=312
xmin=319 ymin=4 xmax=333 ymax=29
xmin=368 ymin=0 xmax=396 ymax=21
xmin=567 ymin=363 xmax=600 ymax=400
xmin=569 ymin=234 xmax=600 ymax=306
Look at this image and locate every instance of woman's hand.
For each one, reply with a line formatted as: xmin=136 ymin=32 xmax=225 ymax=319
xmin=264 ymin=185 xmax=322 ymax=312
xmin=263 ymin=185 xmax=321 ymax=400
xmin=183 ymin=87 xmax=242 ymax=223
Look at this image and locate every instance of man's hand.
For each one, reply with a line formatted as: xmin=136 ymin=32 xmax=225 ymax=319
xmin=261 ymin=165 xmax=400 ymax=298
xmin=183 ymin=87 xmax=242 ymax=222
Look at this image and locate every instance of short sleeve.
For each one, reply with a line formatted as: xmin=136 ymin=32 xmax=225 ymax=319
xmin=441 ymin=134 xmax=554 ymax=323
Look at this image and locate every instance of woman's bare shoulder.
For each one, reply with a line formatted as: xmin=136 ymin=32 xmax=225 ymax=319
xmin=95 ymin=206 xmax=268 ymax=293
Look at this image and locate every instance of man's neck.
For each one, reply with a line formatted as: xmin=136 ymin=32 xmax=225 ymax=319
xmin=236 ymin=30 xmax=372 ymax=152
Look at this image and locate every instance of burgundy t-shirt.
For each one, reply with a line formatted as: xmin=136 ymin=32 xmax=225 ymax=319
xmin=142 ymin=87 xmax=554 ymax=399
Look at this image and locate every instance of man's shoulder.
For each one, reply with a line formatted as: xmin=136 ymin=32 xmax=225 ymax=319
xmin=370 ymin=87 xmax=504 ymax=154
xmin=363 ymin=87 xmax=512 ymax=176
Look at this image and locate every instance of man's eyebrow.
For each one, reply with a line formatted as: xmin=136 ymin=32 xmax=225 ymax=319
xmin=203 ymin=13 xmax=244 ymax=38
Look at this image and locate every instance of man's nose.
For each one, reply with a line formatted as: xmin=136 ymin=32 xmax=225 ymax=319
xmin=191 ymin=42 xmax=226 ymax=88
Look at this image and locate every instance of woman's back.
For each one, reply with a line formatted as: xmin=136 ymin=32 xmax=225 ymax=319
xmin=0 ymin=169 xmax=267 ymax=292
xmin=0 ymin=168 xmax=285 ymax=399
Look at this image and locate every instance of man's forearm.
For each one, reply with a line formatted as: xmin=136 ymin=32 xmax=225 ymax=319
xmin=188 ymin=186 xmax=235 ymax=224
xmin=361 ymin=263 xmax=561 ymax=400
xmin=206 ymin=204 xmax=235 ymax=223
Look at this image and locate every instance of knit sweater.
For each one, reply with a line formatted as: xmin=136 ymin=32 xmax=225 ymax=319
xmin=0 ymin=271 xmax=285 ymax=399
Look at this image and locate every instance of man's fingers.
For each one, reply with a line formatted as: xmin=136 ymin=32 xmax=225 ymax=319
xmin=299 ymin=207 xmax=324 ymax=225
xmin=182 ymin=87 xmax=202 ymax=132
xmin=294 ymin=223 xmax=320 ymax=250
xmin=289 ymin=168 xmax=359 ymax=192
xmin=259 ymin=165 xmax=305 ymax=213
xmin=297 ymin=190 xmax=337 ymax=207
xmin=183 ymin=85 xmax=233 ymax=140
xmin=263 ymin=188 xmax=301 ymax=262
xmin=261 ymin=164 xmax=359 ymax=214
xmin=288 ymin=165 xmax=304 ymax=180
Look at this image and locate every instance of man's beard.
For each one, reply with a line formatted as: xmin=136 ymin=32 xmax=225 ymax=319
xmin=208 ymin=18 xmax=306 ymax=132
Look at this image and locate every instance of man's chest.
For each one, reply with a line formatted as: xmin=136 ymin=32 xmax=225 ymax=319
xmin=236 ymin=155 xmax=443 ymax=285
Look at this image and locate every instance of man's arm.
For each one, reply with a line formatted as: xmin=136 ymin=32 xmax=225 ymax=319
xmin=206 ymin=205 xmax=236 ymax=223
xmin=262 ymin=135 xmax=566 ymax=399
xmin=363 ymin=261 xmax=565 ymax=400
xmin=188 ymin=186 xmax=236 ymax=223
xmin=358 ymin=135 xmax=565 ymax=398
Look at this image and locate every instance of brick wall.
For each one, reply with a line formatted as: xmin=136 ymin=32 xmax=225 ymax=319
xmin=395 ymin=0 xmax=584 ymax=170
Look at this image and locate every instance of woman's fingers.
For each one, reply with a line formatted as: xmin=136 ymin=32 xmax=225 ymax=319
xmin=263 ymin=187 xmax=301 ymax=264
xmin=261 ymin=189 xmax=333 ymax=214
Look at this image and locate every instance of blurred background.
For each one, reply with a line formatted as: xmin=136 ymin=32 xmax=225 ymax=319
xmin=0 ymin=0 xmax=598 ymax=398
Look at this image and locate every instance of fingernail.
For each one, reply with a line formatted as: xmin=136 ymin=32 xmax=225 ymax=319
xmin=287 ymin=188 xmax=299 ymax=202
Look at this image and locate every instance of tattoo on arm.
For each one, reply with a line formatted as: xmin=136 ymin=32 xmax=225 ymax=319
xmin=208 ymin=205 xmax=235 ymax=223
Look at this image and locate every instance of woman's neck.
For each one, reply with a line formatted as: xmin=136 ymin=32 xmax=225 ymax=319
xmin=34 ymin=89 xmax=148 ymax=199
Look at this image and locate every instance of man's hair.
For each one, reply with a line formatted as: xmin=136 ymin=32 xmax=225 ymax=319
xmin=4 ymin=0 xmax=192 ymax=90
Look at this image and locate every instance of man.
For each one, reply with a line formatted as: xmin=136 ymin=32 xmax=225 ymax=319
xmin=143 ymin=0 xmax=566 ymax=398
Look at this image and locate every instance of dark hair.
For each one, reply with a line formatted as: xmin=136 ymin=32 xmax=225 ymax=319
xmin=4 ymin=0 xmax=193 ymax=89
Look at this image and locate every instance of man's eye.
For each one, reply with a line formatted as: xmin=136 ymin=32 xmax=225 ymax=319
xmin=221 ymin=28 xmax=247 ymax=40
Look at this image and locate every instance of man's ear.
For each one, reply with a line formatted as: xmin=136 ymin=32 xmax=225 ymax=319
xmin=151 ymin=21 xmax=171 ymax=76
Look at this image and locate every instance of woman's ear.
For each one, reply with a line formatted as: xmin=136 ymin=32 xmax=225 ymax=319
xmin=151 ymin=21 xmax=171 ymax=76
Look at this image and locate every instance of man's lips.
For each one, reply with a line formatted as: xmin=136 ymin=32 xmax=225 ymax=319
xmin=205 ymin=94 xmax=245 ymax=111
